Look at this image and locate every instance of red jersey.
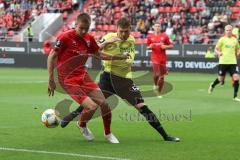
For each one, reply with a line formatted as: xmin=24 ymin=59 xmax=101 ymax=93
xmin=53 ymin=29 xmax=100 ymax=104
xmin=54 ymin=29 xmax=99 ymax=80
xmin=147 ymin=33 xmax=172 ymax=64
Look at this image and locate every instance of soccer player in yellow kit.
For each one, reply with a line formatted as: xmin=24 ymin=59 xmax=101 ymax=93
xmin=208 ymin=25 xmax=240 ymax=101
xmin=61 ymin=18 xmax=180 ymax=143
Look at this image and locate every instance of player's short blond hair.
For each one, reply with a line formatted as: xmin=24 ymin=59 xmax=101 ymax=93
xmin=225 ymin=25 xmax=233 ymax=30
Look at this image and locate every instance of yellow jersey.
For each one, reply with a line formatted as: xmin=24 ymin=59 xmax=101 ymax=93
xmin=216 ymin=36 xmax=239 ymax=64
xmin=100 ymin=33 xmax=135 ymax=78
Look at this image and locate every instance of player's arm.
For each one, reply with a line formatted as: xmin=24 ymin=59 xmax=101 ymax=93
xmin=161 ymin=35 xmax=174 ymax=49
xmin=215 ymin=47 xmax=223 ymax=57
xmin=237 ymin=48 xmax=240 ymax=57
xmin=146 ymin=36 xmax=153 ymax=49
xmin=161 ymin=44 xmax=173 ymax=49
xmin=91 ymin=36 xmax=129 ymax=60
xmin=98 ymin=37 xmax=122 ymax=49
xmin=235 ymin=40 xmax=240 ymax=57
xmin=215 ymin=38 xmax=223 ymax=56
xmin=94 ymin=50 xmax=129 ymax=60
xmin=47 ymin=49 xmax=58 ymax=96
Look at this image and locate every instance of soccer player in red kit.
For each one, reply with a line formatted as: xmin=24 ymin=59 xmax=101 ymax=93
xmin=47 ymin=13 xmax=128 ymax=143
xmin=147 ymin=24 xmax=173 ymax=97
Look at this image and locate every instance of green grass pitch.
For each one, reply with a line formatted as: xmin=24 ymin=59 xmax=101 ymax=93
xmin=0 ymin=68 xmax=240 ymax=160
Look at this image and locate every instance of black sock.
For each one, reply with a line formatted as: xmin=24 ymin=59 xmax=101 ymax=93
xmin=139 ymin=105 xmax=168 ymax=139
xmin=233 ymin=80 xmax=239 ymax=98
xmin=63 ymin=106 xmax=84 ymax=122
xmin=212 ymin=78 xmax=220 ymax=88
xmin=221 ymin=80 xmax=225 ymax=85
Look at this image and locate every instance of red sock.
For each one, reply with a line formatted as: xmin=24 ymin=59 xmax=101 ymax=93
xmin=100 ymin=104 xmax=112 ymax=135
xmin=157 ymin=77 xmax=164 ymax=93
xmin=153 ymin=75 xmax=159 ymax=86
xmin=79 ymin=108 xmax=87 ymax=127
xmin=102 ymin=111 xmax=111 ymax=135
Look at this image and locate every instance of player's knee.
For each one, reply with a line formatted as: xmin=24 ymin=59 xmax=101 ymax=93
xmin=218 ymin=76 xmax=224 ymax=82
xmin=98 ymin=100 xmax=109 ymax=108
xmin=135 ymin=103 xmax=145 ymax=109
xmin=232 ymin=74 xmax=239 ymax=81
xmin=87 ymin=103 xmax=98 ymax=111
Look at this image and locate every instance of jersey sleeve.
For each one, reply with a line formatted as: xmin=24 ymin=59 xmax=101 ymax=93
xmin=165 ymin=34 xmax=173 ymax=45
xmin=54 ymin=34 xmax=67 ymax=52
xmin=216 ymin=37 xmax=223 ymax=50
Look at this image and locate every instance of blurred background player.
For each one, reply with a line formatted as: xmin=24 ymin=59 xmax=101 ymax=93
xmin=47 ymin=13 xmax=128 ymax=143
xmin=147 ymin=23 xmax=173 ymax=98
xmin=205 ymin=46 xmax=215 ymax=58
xmin=61 ymin=17 xmax=180 ymax=143
xmin=208 ymin=25 xmax=240 ymax=102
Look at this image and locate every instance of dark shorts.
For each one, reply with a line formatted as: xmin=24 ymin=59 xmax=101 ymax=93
xmin=218 ymin=64 xmax=239 ymax=76
xmin=98 ymin=72 xmax=144 ymax=106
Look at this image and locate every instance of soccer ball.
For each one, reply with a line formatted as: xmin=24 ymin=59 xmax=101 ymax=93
xmin=41 ymin=109 xmax=60 ymax=128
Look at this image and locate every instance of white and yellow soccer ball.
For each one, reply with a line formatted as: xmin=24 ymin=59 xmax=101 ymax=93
xmin=41 ymin=109 xmax=60 ymax=128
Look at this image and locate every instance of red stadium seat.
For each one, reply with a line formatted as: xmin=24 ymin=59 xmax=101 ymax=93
xmin=165 ymin=7 xmax=171 ymax=12
xmin=109 ymin=25 xmax=116 ymax=31
xmin=135 ymin=38 xmax=147 ymax=44
xmin=158 ymin=7 xmax=164 ymax=13
xmin=235 ymin=1 xmax=240 ymax=7
xmin=102 ymin=24 xmax=109 ymax=31
xmin=96 ymin=25 xmax=103 ymax=30
xmin=190 ymin=7 xmax=198 ymax=13
xmin=231 ymin=7 xmax=240 ymax=13
xmin=171 ymin=7 xmax=179 ymax=13
xmin=7 ymin=30 xmax=14 ymax=37
xmin=131 ymin=32 xmax=141 ymax=38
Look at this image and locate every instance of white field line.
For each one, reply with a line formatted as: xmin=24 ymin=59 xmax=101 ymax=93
xmin=0 ymin=147 xmax=130 ymax=160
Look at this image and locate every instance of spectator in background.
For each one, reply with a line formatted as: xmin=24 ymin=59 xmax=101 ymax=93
xmin=27 ymin=23 xmax=33 ymax=42
xmin=78 ymin=0 xmax=85 ymax=11
xmin=205 ymin=46 xmax=215 ymax=58
xmin=232 ymin=22 xmax=240 ymax=42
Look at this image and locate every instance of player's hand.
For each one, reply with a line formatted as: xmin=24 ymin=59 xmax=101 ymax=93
xmin=237 ymin=51 xmax=240 ymax=57
xmin=160 ymin=45 xmax=168 ymax=49
xmin=122 ymin=52 xmax=131 ymax=59
xmin=147 ymin=44 xmax=153 ymax=49
xmin=48 ymin=78 xmax=56 ymax=97
xmin=217 ymin=51 xmax=223 ymax=57
xmin=117 ymin=52 xmax=130 ymax=60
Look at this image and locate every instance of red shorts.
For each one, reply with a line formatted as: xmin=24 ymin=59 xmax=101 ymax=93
xmin=58 ymin=72 xmax=99 ymax=104
xmin=152 ymin=63 xmax=167 ymax=77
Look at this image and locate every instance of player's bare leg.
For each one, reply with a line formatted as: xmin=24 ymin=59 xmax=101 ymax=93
xmin=208 ymin=76 xmax=224 ymax=94
xmin=77 ymin=97 xmax=98 ymax=141
xmin=80 ymin=89 xmax=119 ymax=143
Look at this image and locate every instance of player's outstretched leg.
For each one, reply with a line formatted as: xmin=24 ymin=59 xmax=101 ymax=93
xmin=80 ymin=89 xmax=119 ymax=143
xmin=208 ymin=77 xmax=221 ymax=94
xmin=137 ymin=105 xmax=180 ymax=142
xmin=232 ymin=74 xmax=240 ymax=102
xmin=60 ymin=106 xmax=84 ymax=128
